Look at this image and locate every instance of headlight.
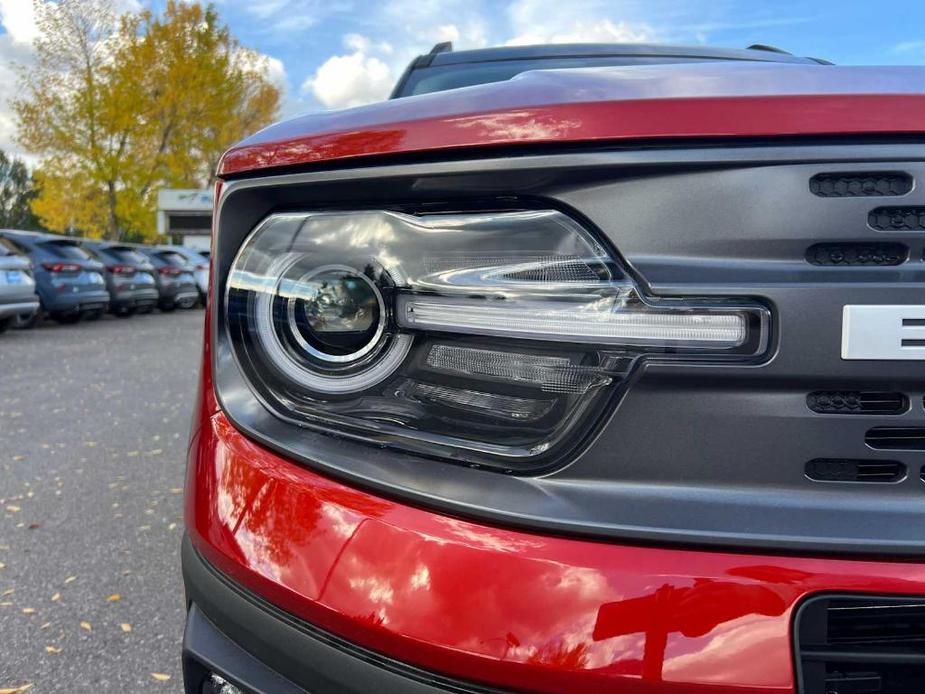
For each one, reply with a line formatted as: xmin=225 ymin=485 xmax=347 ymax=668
xmin=226 ymin=208 xmax=768 ymax=472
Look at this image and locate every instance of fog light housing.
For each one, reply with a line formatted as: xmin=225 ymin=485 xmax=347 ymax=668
xmin=202 ymin=674 xmax=243 ymax=694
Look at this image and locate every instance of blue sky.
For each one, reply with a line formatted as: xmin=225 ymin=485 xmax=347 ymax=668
xmin=203 ymin=0 xmax=925 ymax=115
xmin=1 ymin=0 xmax=925 ymax=156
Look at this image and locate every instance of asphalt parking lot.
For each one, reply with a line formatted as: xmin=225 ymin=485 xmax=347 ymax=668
xmin=0 ymin=311 xmax=204 ymax=692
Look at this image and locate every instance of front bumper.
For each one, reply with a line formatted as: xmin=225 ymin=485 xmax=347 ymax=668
xmin=185 ymin=411 xmax=925 ymax=694
xmin=183 ymin=537 xmax=499 ymax=694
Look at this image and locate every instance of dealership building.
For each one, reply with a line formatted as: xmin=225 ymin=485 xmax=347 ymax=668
xmin=156 ymin=189 xmax=213 ymax=250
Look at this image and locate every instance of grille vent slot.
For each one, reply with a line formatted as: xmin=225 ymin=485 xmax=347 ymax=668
xmin=805 ymin=243 xmax=907 ymax=266
xmin=810 ymin=172 xmax=912 ymax=197
xmin=869 ymin=207 xmax=925 ymax=231
xmin=808 ymin=392 xmax=907 ymax=415
xmin=795 ymin=595 xmax=925 ymax=694
xmin=805 ymin=459 xmax=905 ymax=483
xmin=866 ymin=427 xmax=925 ymax=451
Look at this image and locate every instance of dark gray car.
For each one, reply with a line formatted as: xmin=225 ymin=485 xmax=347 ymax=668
xmin=134 ymin=245 xmax=199 ymax=310
xmin=0 ymin=237 xmax=40 ymax=332
xmin=78 ymin=240 xmax=160 ymax=317
xmin=0 ymin=230 xmax=110 ymax=323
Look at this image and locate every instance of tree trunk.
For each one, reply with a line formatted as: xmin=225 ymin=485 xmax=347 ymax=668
xmin=106 ymin=180 xmax=121 ymax=240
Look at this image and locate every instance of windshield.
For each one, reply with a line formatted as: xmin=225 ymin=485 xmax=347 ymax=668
xmin=397 ymin=55 xmax=736 ymax=97
xmin=108 ymin=247 xmax=150 ymax=265
xmin=43 ymin=241 xmax=94 ymax=261
xmin=159 ymin=251 xmax=192 ymax=268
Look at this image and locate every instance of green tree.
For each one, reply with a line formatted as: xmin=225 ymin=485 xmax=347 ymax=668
xmin=0 ymin=150 xmax=42 ymax=230
xmin=14 ymin=0 xmax=280 ymax=241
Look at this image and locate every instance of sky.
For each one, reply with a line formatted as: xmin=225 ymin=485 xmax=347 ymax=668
xmin=1 ymin=0 xmax=925 ymax=162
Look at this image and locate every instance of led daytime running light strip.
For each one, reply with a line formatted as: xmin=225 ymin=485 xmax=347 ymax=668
xmin=399 ymin=297 xmax=748 ymax=346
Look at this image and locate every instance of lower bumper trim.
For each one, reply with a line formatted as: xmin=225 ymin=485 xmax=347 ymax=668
xmin=0 ymin=300 xmax=39 ymax=318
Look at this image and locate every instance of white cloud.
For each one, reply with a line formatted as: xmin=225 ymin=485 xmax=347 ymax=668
xmin=505 ymin=0 xmax=655 ymax=45
xmin=263 ymin=55 xmax=288 ymax=90
xmin=506 ymin=18 xmax=654 ymax=45
xmin=301 ymin=36 xmax=395 ymax=109
xmin=893 ymin=40 xmax=925 ymax=54
xmin=0 ymin=33 xmax=36 ymax=161
xmin=295 ymin=0 xmax=495 ymax=111
xmin=237 ymin=0 xmax=350 ymax=37
xmin=0 ymin=0 xmax=39 ymax=44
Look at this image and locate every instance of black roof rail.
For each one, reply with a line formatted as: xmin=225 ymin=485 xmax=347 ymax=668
xmin=746 ymin=43 xmax=793 ymax=55
xmin=429 ymin=41 xmax=453 ymax=55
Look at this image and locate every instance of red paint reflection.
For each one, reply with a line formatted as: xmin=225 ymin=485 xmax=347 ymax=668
xmin=187 ymin=413 xmax=925 ymax=693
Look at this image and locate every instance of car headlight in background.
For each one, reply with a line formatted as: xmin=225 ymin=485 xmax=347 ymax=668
xmin=226 ymin=208 xmax=768 ymax=472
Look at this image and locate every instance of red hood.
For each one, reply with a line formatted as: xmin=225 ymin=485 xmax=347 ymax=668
xmin=219 ymin=62 xmax=925 ymax=176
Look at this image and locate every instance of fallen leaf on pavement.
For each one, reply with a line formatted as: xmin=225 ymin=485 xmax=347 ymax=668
xmin=5 ymin=506 xmax=19 ymax=513
xmin=120 ymin=623 xmax=132 ymax=633
xmin=0 ymin=684 xmax=33 ymax=693
xmin=79 ymin=621 xmax=91 ymax=632
xmin=150 ymin=673 xmax=170 ymax=682
xmin=64 ymin=576 xmax=76 ymax=584
xmin=44 ymin=646 xmax=61 ymax=655
xmin=50 ymin=593 xmax=59 ymax=602
xmin=106 ymin=594 xmax=121 ymax=603
xmin=21 ymin=608 xmax=35 ymax=614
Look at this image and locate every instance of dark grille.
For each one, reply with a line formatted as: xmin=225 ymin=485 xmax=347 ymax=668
xmin=869 ymin=207 xmax=925 ymax=231
xmin=807 ymin=392 xmax=907 ymax=415
xmin=810 ymin=172 xmax=912 ymax=197
xmin=805 ymin=459 xmax=905 ymax=483
xmin=796 ymin=595 xmax=925 ymax=694
xmin=866 ymin=428 xmax=925 ymax=451
xmin=806 ymin=243 xmax=907 ymax=266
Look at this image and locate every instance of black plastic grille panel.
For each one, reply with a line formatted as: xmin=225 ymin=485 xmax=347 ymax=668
xmin=805 ymin=243 xmax=907 ymax=266
xmin=869 ymin=207 xmax=925 ymax=231
xmin=805 ymin=459 xmax=905 ymax=483
xmin=808 ymin=392 xmax=908 ymax=415
xmin=866 ymin=428 xmax=925 ymax=451
xmin=810 ymin=172 xmax=912 ymax=197
xmin=796 ymin=595 xmax=925 ymax=694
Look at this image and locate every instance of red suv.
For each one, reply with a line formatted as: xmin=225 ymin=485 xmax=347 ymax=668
xmin=182 ymin=43 xmax=925 ymax=694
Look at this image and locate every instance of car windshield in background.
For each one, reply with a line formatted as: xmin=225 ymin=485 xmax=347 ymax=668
xmin=43 ymin=241 xmax=95 ymax=261
xmin=109 ymin=247 xmax=150 ymax=265
xmin=159 ymin=251 xmax=192 ymax=267
xmin=400 ymin=56 xmax=741 ymax=96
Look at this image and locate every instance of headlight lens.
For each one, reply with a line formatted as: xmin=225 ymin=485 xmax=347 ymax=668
xmin=226 ymin=208 xmax=768 ymax=471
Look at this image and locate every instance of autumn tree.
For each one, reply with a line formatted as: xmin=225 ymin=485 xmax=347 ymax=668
xmin=15 ymin=0 xmax=280 ymax=241
xmin=0 ymin=150 xmax=43 ymax=230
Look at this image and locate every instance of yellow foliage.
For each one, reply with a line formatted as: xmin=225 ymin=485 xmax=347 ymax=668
xmin=15 ymin=0 xmax=280 ymax=241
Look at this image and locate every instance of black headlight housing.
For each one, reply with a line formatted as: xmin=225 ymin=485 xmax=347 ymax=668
xmin=224 ymin=206 xmax=768 ymax=472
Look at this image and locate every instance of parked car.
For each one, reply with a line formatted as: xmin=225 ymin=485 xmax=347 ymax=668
xmin=155 ymin=245 xmax=209 ymax=304
xmin=77 ymin=240 xmax=160 ymax=317
xmin=0 ymin=230 xmax=109 ymax=323
xmin=183 ymin=44 xmax=925 ymax=694
xmin=0 ymin=236 xmax=40 ymax=332
xmin=135 ymin=245 xmax=199 ymax=311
